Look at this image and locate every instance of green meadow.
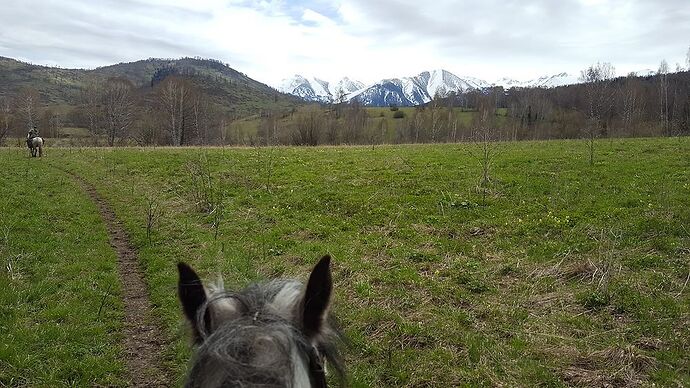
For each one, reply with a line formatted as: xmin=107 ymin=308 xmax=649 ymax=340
xmin=0 ymin=152 xmax=125 ymax=386
xmin=1 ymin=137 xmax=689 ymax=386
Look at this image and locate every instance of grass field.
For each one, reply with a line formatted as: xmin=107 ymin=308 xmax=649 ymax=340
xmin=1 ymin=107 xmax=504 ymax=148
xmin=1 ymin=138 xmax=689 ymax=386
xmin=205 ymin=106 xmax=506 ymax=145
xmin=0 ymin=152 xmax=126 ymax=386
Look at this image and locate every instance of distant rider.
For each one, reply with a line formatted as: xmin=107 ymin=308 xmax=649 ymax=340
xmin=26 ymin=126 xmax=38 ymax=148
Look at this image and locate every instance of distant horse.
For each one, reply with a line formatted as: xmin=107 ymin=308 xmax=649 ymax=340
xmin=27 ymin=137 xmax=44 ymax=157
xmin=178 ymin=255 xmax=345 ymax=387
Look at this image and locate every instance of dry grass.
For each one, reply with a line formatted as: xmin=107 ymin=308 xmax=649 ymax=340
xmin=564 ymin=345 xmax=657 ymax=387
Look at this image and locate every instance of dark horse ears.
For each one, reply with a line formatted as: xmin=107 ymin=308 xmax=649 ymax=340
xmin=301 ymin=255 xmax=333 ymax=338
xmin=177 ymin=262 xmax=209 ymax=343
xmin=179 ymin=257 xmax=333 ymax=341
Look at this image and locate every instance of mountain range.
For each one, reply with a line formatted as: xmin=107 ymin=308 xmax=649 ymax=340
xmin=0 ymin=55 xmax=660 ymax=112
xmin=277 ymin=69 xmax=657 ymax=106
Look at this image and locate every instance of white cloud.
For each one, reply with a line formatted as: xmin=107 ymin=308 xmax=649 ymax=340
xmin=0 ymin=0 xmax=688 ymax=85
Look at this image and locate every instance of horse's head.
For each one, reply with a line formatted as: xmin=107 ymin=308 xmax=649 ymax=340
xmin=178 ymin=255 xmax=344 ymax=387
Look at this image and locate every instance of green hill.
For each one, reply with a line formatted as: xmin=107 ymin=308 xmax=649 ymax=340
xmin=0 ymin=56 xmax=300 ymax=115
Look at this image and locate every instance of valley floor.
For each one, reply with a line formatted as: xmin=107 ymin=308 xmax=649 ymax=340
xmin=1 ymin=138 xmax=689 ymax=386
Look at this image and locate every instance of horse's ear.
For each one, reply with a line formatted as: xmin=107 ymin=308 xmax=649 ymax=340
xmin=301 ymin=255 xmax=333 ymax=338
xmin=178 ymin=262 xmax=208 ymax=343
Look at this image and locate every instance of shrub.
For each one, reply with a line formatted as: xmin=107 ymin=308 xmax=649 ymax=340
xmin=393 ymin=110 xmax=405 ymax=119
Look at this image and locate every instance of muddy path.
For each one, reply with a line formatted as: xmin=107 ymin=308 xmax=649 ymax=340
xmin=67 ymin=171 xmax=170 ymax=387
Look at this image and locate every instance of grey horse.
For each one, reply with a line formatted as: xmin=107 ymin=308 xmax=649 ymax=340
xmin=178 ymin=255 xmax=345 ymax=387
xmin=27 ymin=136 xmax=44 ymax=157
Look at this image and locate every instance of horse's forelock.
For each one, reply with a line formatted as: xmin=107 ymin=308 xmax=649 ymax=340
xmin=187 ymin=279 xmax=344 ymax=387
xmin=186 ymin=312 xmax=306 ymax=387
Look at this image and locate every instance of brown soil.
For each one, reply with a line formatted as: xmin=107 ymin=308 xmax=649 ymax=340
xmin=70 ymin=173 xmax=170 ymax=387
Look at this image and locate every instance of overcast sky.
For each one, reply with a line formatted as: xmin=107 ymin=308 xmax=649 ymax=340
xmin=1 ymin=0 xmax=689 ymax=85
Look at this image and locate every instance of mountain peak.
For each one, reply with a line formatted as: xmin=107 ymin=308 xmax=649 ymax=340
xmin=277 ymin=75 xmax=366 ymax=103
xmin=279 ymin=69 xmax=589 ymax=106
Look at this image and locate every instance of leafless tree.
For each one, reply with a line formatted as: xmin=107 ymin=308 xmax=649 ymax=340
xmin=323 ymin=113 xmax=339 ymax=144
xmin=428 ymin=95 xmax=446 ymax=143
xmin=342 ymin=102 xmax=368 ymax=144
xmin=579 ymin=62 xmax=615 ymax=165
xmin=14 ymin=88 xmax=40 ymax=132
xmin=80 ymin=80 xmax=102 ymax=138
xmin=657 ymin=60 xmax=670 ymax=136
xmin=370 ymin=117 xmax=388 ymax=147
xmin=471 ymin=94 xmax=499 ymax=206
xmin=0 ymin=95 xmax=11 ymax=144
xmin=333 ymin=86 xmax=347 ymax=119
xmin=292 ymin=106 xmax=322 ymax=146
xmin=102 ymin=77 xmax=135 ymax=146
xmin=258 ymin=111 xmax=280 ymax=146
xmin=219 ymin=117 xmax=228 ymax=146
xmin=412 ymin=107 xmax=424 ymax=143
xmin=41 ymin=109 xmax=63 ymax=138
xmin=145 ymin=194 xmax=162 ymax=244
xmin=156 ymin=76 xmax=195 ymax=146
xmin=132 ymin=104 xmax=159 ymax=146
xmin=191 ymin=92 xmax=211 ymax=145
xmin=621 ymin=73 xmax=644 ymax=134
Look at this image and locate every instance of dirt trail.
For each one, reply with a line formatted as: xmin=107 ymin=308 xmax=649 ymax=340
xmin=69 ymin=172 xmax=170 ymax=387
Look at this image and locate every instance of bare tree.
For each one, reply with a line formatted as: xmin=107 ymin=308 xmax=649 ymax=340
xmin=323 ymin=113 xmax=339 ymax=144
xmin=333 ymin=86 xmax=347 ymax=119
xmin=0 ymin=95 xmax=11 ymax=144
xmin=41 ymin=109 xmax=63 ymax=138
xmin=191 ymin=91 xmax=210 ymax=145
xmin=258 ymin=111 xmax=283 ymax=146
xmin=219 ymin=117 xmax=228 ymax=146
xmin=102 ymin=78 xmax=135 ymax=146
xmin=621 ymin=73 xmax=644 ymax=135
xmin=471 ymin=94 xmax=499 ymax=206
xmin=342 ymin=102 xmax=368 ymax=144
xmin=412 ymin=107 xmax=424 ymax=143
xmin=446 ymin=97 xmax=457 ymax=142
xmin=579 ymin=62 xmax=615 ymax=165
xmin=658 ymin=60 xmax=670 ymax=136
xmin=292 ymin=106 xmax=322 ymax=146
xmin=428 ymin=94 xmax=445 ymax=143
xmin=156 ymin=76 xmax=195 ymax=146
xmin=80 ymin=80 xmax=102 ymax=138
xmin=14 ymin=88 xmax=40 ymax=133
xmin=132 ymin=104 xmax=159 ymax=146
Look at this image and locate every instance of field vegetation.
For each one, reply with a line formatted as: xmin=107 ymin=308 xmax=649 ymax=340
xmin=2 ymin=138 xmax=687 ymax=386
xmin=0 ymin=152 xmax=126 ymax=386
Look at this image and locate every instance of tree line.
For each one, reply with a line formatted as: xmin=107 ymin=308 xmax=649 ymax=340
xmin=0 ymin=74 xmax=231 ymax=146
xmin=1 ymin=57 xmax=689 ymax=147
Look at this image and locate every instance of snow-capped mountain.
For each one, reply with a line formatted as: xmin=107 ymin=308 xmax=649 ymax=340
xmin=348 ymin=69 xmax=494 ymax=106
xmin=422 ymin=69 xmax=490 ymax=98
xmin=491 ymin=72 xmax=580 ymax=89
xmin=279 ymin=69 xmax=604 ymax=106
xmin=278 ymin=70 xmax=494 ymax=106
xmin=278 ymin=75 xmax=330 ymax=102
xmin=330 ymin=77 xmax=366 ymax=100
xmin=527 ymin=72 xmax=579 ymax=88
xmin=493 ymin=77 xmax=524 ymax=88
xmin=349 ymin=78 xmax=427 ymax=107
xmin=278 ymin=75 xmax=364 ymax=103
